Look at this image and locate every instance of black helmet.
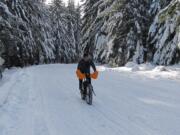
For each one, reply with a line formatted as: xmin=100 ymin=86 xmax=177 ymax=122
xmin=83 ymin=50 xmax=89 ymax=58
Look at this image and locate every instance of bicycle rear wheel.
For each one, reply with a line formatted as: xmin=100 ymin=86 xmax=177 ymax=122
xmin=86 ymin=84 xmax=93 ymax=105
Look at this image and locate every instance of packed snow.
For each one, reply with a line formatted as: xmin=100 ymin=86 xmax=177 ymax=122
xmin=0 ymin=63 xmax=180 ymax=135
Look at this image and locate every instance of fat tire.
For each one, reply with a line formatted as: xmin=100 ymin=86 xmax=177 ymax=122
xmin=86 ymin=84 xmax=93 ymax=105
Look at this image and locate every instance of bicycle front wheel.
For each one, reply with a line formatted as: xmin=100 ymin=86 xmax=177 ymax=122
xmin=86 ymin=84 xmax=93 ymax=105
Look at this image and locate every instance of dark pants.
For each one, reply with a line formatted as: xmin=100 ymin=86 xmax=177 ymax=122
xmin=79 ymin=78 xmax=91 ymax=90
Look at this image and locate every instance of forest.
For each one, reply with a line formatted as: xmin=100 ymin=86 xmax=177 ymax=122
xmin=0 ymin=0 xmax=179 ymax=68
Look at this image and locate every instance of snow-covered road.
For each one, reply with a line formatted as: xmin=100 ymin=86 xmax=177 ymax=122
xmin=0 ymin=64 xmax=180 ymax=135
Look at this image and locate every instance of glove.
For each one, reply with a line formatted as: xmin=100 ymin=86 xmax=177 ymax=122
xmin=91 ymin=71 xmax=98 ymax=79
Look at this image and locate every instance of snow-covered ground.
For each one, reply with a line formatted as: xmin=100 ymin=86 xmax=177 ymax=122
xmin=0 ymin=63 xmax=180 ymax=135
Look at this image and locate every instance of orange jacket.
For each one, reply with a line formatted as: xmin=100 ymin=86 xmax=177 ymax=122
xmin=76 ymin=69 xmax=98 ymax=80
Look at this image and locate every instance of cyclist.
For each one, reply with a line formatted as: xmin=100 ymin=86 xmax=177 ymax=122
xmin=77 ymin=51 xmax=97 ymax=98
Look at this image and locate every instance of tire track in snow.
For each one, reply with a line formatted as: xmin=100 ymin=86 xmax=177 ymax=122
xmin=1 ymin=64 xmax=180 ymax=135
xmin=28 ymin=67 xmax=55 ymax=135
xmin=0 ymin=68 xmax=32 ymax=135
xmin=0 ymin=69 xmax=24 ymax=108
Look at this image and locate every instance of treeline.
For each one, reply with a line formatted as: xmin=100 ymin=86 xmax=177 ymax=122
xmin=0 ymin=0 xmax=81 ymax=67
xmin=81 ymin=0 xmax=180 ymax=66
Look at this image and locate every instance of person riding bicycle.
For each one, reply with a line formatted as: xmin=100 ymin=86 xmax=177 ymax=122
xmin=77 ymin=51 xmax=97 ymax=95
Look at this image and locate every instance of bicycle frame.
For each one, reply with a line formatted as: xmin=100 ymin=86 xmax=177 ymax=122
xmin=81 ymin=74 xmax=96 ymax=105
xmin=82 ymin=74 xmax=96 ymax=96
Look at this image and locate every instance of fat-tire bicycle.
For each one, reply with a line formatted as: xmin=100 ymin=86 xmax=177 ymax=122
xmin=76 ymin=70 xmax=98 ymax=105
xmin=81 ymin=74 xmax=96 ymax=105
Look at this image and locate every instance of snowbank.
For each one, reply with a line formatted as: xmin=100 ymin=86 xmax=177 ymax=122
xmin=98 ymin=62 xmax=180 ymax=80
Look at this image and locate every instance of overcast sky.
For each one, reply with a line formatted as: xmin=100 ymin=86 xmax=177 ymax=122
xmin=45 ymin=0 xmax=81 ymax=6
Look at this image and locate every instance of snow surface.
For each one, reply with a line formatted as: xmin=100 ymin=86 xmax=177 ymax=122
xmin=0 ymin=64 xmax=180 ymax=135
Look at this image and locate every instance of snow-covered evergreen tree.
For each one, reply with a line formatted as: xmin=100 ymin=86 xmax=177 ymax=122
xmin=149 ymin=0 xmax=172 ymax=15
xmin=81 ymin=0 xmax=179 ymax=66
xmin=81 ymin=0 xmax=102 ymax=54
xmin=82 ymin=0 xmax=150 ymax=66
xmin=67 ymin=0 xmax=82 ymax=57
xmin=0 ymin=0 xmax=81 ymax=67
xmin=74 ymin=3 xmax=82 ymax=55
xmin=147 ymin=0 xmax=180 ymax=65
xmin=0 ymin=0 xmax=179 ymax=68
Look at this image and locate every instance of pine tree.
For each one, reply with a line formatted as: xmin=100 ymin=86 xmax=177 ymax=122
xmin=50 ymin=0 xmax=78 ymax=62
xmin=0 ymin=0 xmax=80 ymax=67
xmin=81 ymin=0 xmax=102 ymax=54
xmin=74 ymin=3 xmax=82 ymax=55
xmin=147 ymin=0 xmax=180 ymax=65
xmin=81 ymin=0 xmax=151 ymax=66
